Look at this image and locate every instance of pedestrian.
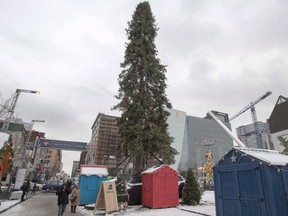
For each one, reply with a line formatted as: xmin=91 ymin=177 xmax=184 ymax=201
xmin=31 ymin=182 xmax=37 ymax=195
xmin=66 ymin=179 xmax=72 ymax=190
xmin=56 ymin=183 xmax=71 ymax=216
xmin=20 ymin=180 xmax=30 ymax=202
xmin=69 ymin=184 xmax=80 ymax=213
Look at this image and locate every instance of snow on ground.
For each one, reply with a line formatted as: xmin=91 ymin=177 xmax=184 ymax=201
xmin=78 ymin=191 xmax=216 ymax=216
xmin=0 ymin=191 xmax=216 ymax=216
xmin=0 ymin=200 xmax=19 ymax=211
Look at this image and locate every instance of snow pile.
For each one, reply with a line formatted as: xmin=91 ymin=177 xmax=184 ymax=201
xmin=81 ymin=166 xmax=108 ymax=177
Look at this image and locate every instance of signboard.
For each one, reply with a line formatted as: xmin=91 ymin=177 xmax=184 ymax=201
xmin=0 ymin=122 xmax=26 ymax=132
xmin=37 ymin=139 xmax=87 ymax=151
xmin=94 ymin=181 xmax=119 ymax=213
xmin=14 ymin=168 xmax=27 ymax=190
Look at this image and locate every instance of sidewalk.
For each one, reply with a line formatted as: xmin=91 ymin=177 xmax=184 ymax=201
xmin=0 ymin=191 xmax=216 ymax=216
xmin=0 ymin=191 xmax=33 ymax=214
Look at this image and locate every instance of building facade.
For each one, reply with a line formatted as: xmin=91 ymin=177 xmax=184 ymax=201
xmin=85 ymin=113 xmax=121 ymax=168
xmin=236 ymin=122 xmax=270 ymax=149
xmin=42 ymin=149 xmax=62 ymax=179
xmin=168 ymin=110 xmax=234 ymax=171
xmin=86 ymin=110 xmax=234 ymax=173
xmin=268 ymin=95 xmax=288 ymax=152
xmin=71 ymin=161 xmax=80 ymax=177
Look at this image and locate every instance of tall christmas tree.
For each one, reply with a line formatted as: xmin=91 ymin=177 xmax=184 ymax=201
xmin=113 ymin=1 xmax=177 ymax=178
xmin=182 ymin=168 xmax=202 ymax=205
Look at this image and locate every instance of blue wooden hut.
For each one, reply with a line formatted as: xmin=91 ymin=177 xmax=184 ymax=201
xmin=213 ymin=147 xmax=288 ymax=216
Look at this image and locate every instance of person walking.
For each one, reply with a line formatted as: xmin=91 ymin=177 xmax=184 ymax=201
xmin=70 ymin=184 xmax=80 ymax=213
xmin=56 ymin=183 xmax=71 ymax=216
xmin=66 ymin=179 xmax=72 ymax=190
xmin=31 ymin=182 xmax=37 ymax=195
xmin=20 ymin=180 xmax=30 ymax=202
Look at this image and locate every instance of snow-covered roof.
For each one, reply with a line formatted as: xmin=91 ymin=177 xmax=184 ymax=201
xmin=141 ymin=164 xmax=178 ymax=174
xmin=81 ymin=166 xmax=108 ymax=176
xmin=237 ymin=147 xmax=288 ymax=166
xmin=141 ymin=164 xmax=165 ymax=174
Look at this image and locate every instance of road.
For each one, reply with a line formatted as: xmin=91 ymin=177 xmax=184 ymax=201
xmin=1 ymin=191 xmax=91 ymax=216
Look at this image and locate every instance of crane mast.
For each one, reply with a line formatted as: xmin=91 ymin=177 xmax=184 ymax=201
xmin=229 ymin=91 xmax=272 ymax=149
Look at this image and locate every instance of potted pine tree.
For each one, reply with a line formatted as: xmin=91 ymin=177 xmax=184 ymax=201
xmin=182 ymin=168 xmax=202 ymax=205
xmin=116 ymin=175 xmax=128 ymax=210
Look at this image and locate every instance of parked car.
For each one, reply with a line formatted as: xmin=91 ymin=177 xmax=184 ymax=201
xmin=41 ymin=181 xmax=61 ymax=192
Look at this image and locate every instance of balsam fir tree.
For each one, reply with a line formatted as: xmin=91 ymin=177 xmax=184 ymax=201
xmin=182 ymin=168 xmax=202 ymax=205
xmin=113 ymin=1 xmax=177 ymax=179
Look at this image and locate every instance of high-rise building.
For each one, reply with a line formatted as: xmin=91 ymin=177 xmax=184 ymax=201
xmin=236 ymin=122 xmax=270 ymax=149
xmin=71 ymin=161 xmax=80 ymax=177
xmin=168 ymin=109 xmax=234 ymax=171
xmin=42 ymin=149 xmax=62 ymax=178
xmin=86 ymin=113 xmax=121 ymax=168
xmin=86 ymin=110 xmax=234 ymax=172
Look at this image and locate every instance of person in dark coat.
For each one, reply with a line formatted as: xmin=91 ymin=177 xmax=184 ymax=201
xmin=66 ymin=179 xmax=72 ymax=189
xmin=20 ymin=180 xmax=30 ymax=202
xmin=31 ymin=182 xmax=37 ymax=195
xmin=56 ymin=183 xmax=71 ymax=216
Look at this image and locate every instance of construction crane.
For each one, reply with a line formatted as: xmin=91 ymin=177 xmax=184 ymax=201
xmin=229 ymin=91 xmax=272 ymax=148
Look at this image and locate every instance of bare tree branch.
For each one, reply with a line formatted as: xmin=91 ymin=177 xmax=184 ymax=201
xmin=0 ymin=92 xmax=12 ymax=119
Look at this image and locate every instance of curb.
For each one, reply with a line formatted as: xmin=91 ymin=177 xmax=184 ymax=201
xmin=179 ymin=208 xmax=212 ymax=216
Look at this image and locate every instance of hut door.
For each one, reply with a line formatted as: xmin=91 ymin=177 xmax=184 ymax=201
xmin=217 ymin=164 xmax=265 ymax=216
xmin=237 ymin=166 xmax=265 ymax=216
xmin=281 ymin=169 xmax=288 ymax=202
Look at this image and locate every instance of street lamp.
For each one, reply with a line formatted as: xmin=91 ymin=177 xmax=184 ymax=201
xmin=2 ymin=89 xmax=40 ymax=132
xmin=22 ymin=119 xmax=46 ymax=169
xmin=3 ymin=89 xmax=40 ymax=190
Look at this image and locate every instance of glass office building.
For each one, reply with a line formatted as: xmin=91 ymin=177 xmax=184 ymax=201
xmin=167 ymin=109 xmax=234 ymax=171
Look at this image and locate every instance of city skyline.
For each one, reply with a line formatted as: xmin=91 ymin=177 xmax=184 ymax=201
xmin=0 ymin=0 xmax=287 ymax=173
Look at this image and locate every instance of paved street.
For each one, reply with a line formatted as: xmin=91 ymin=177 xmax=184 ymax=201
xmin=0 ymin=190 xmax=216 ymax=216
xmin=1 ymin=192 xmax=90 ymax=216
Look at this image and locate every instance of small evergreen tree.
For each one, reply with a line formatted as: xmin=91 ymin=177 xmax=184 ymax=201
xmin=116 ymin=175 xmax=128 ymax=203
xmin=113 ymin=1 xmax=177 ymax=178
xmin=182 ymin=168 xmax=201 ymax=205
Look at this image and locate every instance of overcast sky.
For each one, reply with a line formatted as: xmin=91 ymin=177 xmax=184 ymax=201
xmin=0 ymin=0 xmax=287 ymax=174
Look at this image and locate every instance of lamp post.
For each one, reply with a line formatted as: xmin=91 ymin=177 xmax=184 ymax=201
xmin=3 ymin=89 xmax=40 ymax=191
xmin=22 ymin=120 xmax=46 ymax=169
xmin=2 ymin=89 xmax=40 ymax=132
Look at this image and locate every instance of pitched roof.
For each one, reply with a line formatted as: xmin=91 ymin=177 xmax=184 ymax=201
xmin=237 ymin=147 xmax=288 ymax=166
xmin=141 ymin=164 xmax=178 ymax=174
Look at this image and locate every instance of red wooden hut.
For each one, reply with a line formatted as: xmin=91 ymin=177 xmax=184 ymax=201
xmin=141 ymin=164 xmax=179 ymax=208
